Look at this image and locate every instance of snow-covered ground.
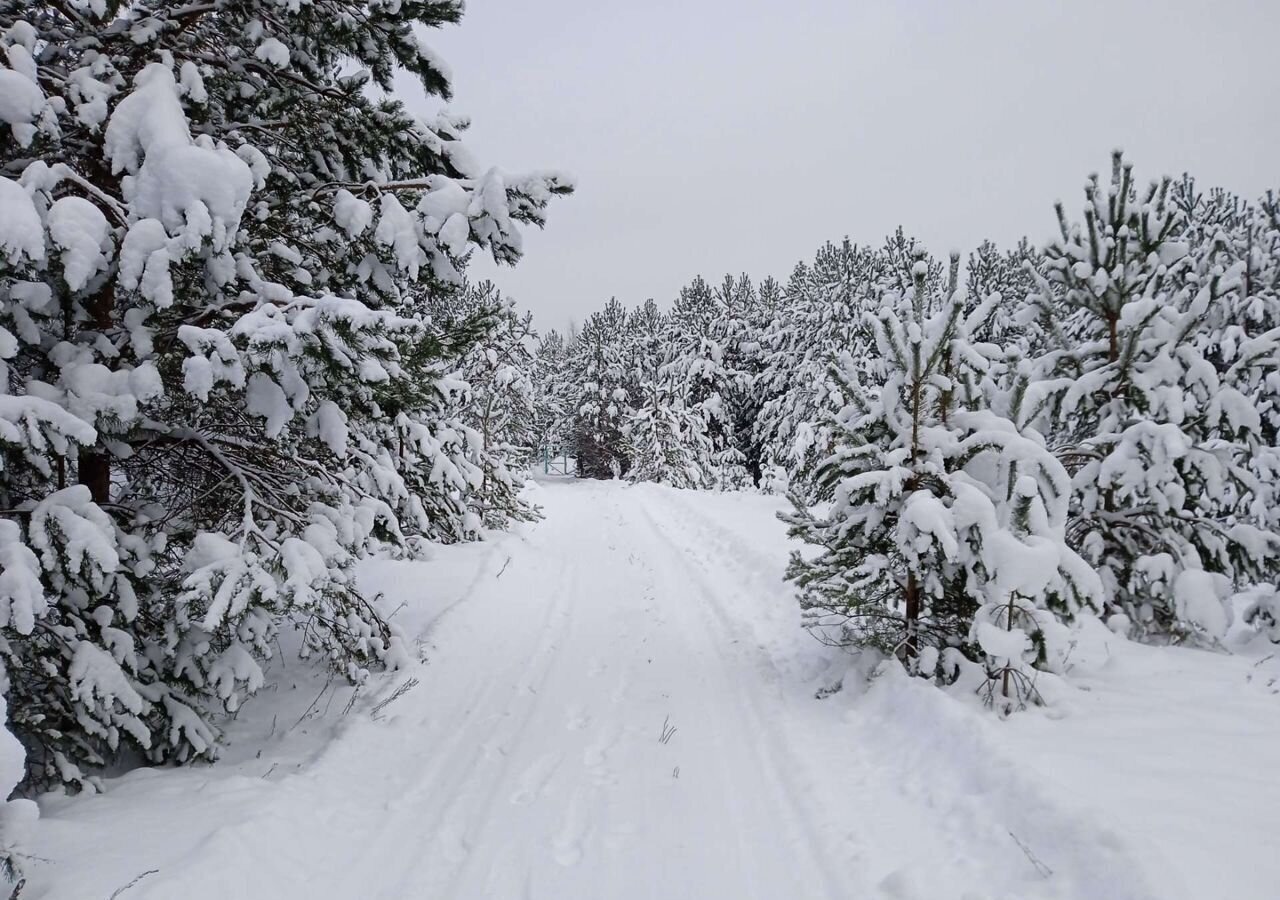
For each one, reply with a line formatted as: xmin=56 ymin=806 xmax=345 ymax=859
xmin=23 ymin=479 xmax=1280 ymax=899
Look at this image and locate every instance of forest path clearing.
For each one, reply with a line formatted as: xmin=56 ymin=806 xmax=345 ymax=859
xmin=30 ymin=480 xmax=1218 ymax=900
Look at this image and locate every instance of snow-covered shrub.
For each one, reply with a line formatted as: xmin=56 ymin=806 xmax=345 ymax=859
xmin=0 ymin=1 xmax=568 ymax=787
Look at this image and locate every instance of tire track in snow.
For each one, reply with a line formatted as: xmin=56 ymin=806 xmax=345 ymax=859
xmin=358 ymin=549 xmax=584 ymax=899
xmin=399 ymin=484 xmax=649 ymax=897
xmin=627 ymin=489 xmax=858 ymax=900
xmin=634 ymin=486 xmax=1164 ymax=900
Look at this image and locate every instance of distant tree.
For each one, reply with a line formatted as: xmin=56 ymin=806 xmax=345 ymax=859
xmin=533 ymin=329 xmax=572 ymax=459
xmin=626 ymin=314 xmax=709 ymax=489
xmin=754 ymin=240 xmax=887 ymax=496
xmin=568 ymin=299 xmax=632 ymax=478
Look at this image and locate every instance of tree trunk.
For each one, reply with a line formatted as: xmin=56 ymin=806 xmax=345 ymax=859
xmin=78 ymin=281 xmax=116 ymax=504
xmin=78 ymin=450 xmax=110 ymax=504
xmin=903 ymin=571 xmax=920 ymax=659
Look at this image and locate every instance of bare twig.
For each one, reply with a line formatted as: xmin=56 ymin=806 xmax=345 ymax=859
xmin=495 ymin=556 xmax=512 ymax=579
xmin=371 ymin=678 xmax=420 ymax=721
xmin=289 ymin=675 xmax=334 ymax=732
xmin=107 ymin=869 xmax=159 ymax=899
xmin=1008 ymin=831 xmax=1053 ymax=878
xmin=659 ymin=715 xmax=677 ymax=745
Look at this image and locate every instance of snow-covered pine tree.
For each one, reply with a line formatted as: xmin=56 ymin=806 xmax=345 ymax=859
xmin=730 ymin=275 xmax=779 ymax=484
xmin=964 ymin=238 xmax=1044 ymax=348
xmin=707 ymin=274 xmax=761 ymax=488
xmin=1020 ymin=153 xmax=1280 ymax=642
xmin=622 ymin=297 xmax=664 ymax=410
xmin=785 ymin=251 xmax=1102 ymax=702
xmin=646 ymin=275 xmax=752 ymax=490
xmin=754 ymin=239 xmax=884 ymax=497
xmin=625 ymin=389 xmax=710 ymax=489
xmin=430 ymin=281 xmax=541 ymax=529
xmin=532 ymin=328 xmax=572 ymax=465
xmin=756 ymin=275 xmax=784 ymax=318
xmin=0 ymin=0 xmax=568 ymax=795
xmin=1172 ymin=181 xmax=1280 ymax=586
xmin=624 ymin=308 xmax=710 ymax=489
xmin=568 ymin=298 xmax=631 ymax=478
xmin=669 ymin=275 xmax=719 ymax=338
xmin=677 ymin=334 xmax=751 ymax=489
xmin=1172 ymin=178 xmax=1280 ymax=448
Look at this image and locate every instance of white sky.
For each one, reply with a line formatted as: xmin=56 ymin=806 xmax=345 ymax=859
xmin=399 ymin=0 xmax=1280 ymax=332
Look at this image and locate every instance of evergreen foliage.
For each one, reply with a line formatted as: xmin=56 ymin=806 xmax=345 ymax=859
xmin=783 ymin=252 xmax=1102 ymax=705
xmin=430 ymin=281 xmax=541 ymax=529
xmin=0 ymin=0 xmax=569 ymax=816
xmin=556 ymin=151 xmax=1280 ymax=689
xmin=566 ymin=299 xmax=631 ymax=479
xmin=1019 ymin=153 xmax=1280 ymax=641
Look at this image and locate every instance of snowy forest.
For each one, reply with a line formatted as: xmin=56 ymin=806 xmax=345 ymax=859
xmin=540 ymin=175 xmax=1280 ymax=677
xmin=0 ymin=2 xmax=1277 ymax=899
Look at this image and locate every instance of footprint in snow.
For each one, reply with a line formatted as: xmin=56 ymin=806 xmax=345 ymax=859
xmin=509 ymin=753 xmax=563 ymax=806
xmin=434 ymin=823 xmax=470 ymax=864
xmin=565 ymin=705 xmax=591 ymax=731
xmin=583 ymin=726 xmax=622 ymax=788
xmin=551 ymin=788 xmax=590 ymax=867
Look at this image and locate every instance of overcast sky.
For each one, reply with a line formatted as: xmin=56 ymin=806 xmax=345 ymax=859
xmin=399 ymin=0 xmax=1280 ymax=333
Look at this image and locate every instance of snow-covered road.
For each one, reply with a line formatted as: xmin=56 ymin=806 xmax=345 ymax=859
xmin=28 ymin=479 xmax=1279 ymax=900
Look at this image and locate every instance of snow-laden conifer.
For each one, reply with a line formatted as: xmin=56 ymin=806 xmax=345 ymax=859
xmin=430 ymin=281 xmax=541 ymax=529
xmin=567 ymin=299 xmax=632 ymax=478
xmin=0 ymin=0 xmax=569 ymax=798
xmin=785 ymin=251 xmax=1102 ymax=703
xmin=1021 ymin=153 xmax=1280 ymax=641
xmin=754 ymin=239 xmax=888 ymax=496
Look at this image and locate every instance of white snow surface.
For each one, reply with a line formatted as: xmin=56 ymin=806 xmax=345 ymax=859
xmin=23 ymin=480 xmax=1279 ymax=900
